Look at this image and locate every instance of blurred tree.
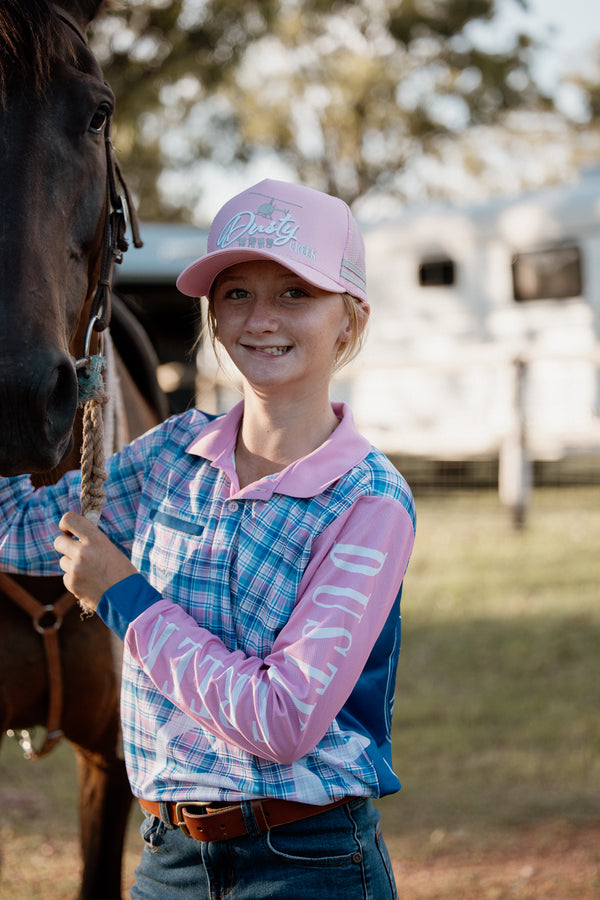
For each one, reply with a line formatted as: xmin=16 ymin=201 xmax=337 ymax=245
xmin=93 ymin=0 xmax=552 ymax=221
xmin=91 ymin=0 xmax=280 ymax=220
xmin=569 ymin=52 xmax=600 ymax=157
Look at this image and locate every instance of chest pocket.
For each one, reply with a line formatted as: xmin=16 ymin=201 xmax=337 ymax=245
xmin=150 ymin=508 xmax=205 ymax=535
xmin=146 ymin=507 xmax=207 ymax=604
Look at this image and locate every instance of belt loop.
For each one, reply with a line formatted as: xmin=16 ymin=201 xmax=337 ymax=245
xmin=241 ymin=799 xmax=268 ymax=836
xmin=158 ymin=801 xmax=173 ymax=827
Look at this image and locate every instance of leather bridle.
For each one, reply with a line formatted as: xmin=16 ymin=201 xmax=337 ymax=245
xmin=77 ymin=115 xmax=143 ymax=365
xmin=54 ymin=5 xmax=143 ymax=366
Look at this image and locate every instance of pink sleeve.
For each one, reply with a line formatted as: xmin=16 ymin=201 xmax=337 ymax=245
xmin=125 ymin=495 xmax=415 ymax=763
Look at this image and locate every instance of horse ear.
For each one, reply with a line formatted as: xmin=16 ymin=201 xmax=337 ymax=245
xmin=58 ymin=0 xmax=107 ymax=32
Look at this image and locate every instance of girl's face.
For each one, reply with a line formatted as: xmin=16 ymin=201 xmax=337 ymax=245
xmin=212 ymin=260 xmax=353 ymax=399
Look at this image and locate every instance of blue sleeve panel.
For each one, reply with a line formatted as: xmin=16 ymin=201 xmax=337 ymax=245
xmin=97 ymin=573 xmax=162 ymax=640
xmin=336 ymin=586 xmax=403 ymax=797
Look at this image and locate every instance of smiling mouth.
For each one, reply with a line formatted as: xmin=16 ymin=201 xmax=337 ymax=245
xmin=246 ymin=345 xmax=291 ymax=356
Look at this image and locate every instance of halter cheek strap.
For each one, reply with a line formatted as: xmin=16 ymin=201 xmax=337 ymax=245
xmin=87 ymin=116 xmax=142 ymax=341
xmin=54 ymin=5 xmax=143 ymax=357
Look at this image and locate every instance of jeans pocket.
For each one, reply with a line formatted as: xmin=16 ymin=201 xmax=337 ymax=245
xmin=140 ymin=814 xmax=168 ymax=853
xmin=263 ymin=802 xmax=364 ymax=868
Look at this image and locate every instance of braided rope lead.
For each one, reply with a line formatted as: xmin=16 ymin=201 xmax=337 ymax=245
xmin=80 ymin=391 xmax=108 ymax=524
xmin=77 ymin=355 xmax=108 ymax=616
xmin=78 ymin=354 xmax=108 ymax=525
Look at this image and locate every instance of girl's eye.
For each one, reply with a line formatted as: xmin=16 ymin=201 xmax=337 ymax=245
xmin=282 ymin=287 xmax=308 ymax=299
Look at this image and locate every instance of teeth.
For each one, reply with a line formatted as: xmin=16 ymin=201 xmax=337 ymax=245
xmin=260 ymin=347 xmax=289 ymax=356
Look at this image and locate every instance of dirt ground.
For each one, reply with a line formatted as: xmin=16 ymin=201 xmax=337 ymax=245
xmin=388 ymin=824 xmax=600 ymax=899
xmin=0 ymin=817 xmax=598 ymax=898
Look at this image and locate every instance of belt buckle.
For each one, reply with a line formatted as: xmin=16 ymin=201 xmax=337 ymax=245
xmin=174 ymin=801 xmax=208 ymax=839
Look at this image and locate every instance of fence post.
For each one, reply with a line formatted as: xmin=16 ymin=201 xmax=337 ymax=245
xmin=499 ymin=357 xmax=531 ymax=528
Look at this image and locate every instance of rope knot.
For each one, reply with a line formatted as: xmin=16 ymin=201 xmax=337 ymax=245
xmin=77 ymin=354 xmax=106 ymax=407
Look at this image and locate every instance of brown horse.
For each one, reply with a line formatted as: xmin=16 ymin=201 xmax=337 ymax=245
xmin=0 ymin=2 xmax=169 ymax=897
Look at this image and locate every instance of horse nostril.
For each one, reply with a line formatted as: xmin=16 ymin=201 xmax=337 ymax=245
xmin=44 ymin=359 xmax=78 ymax=443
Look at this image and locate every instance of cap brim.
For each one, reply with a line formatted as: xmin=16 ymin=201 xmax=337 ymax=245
xmin=176 ymin=248 xmax=347 ymax=298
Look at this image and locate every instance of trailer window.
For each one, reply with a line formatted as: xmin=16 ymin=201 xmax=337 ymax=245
xmin=418 ymin=258 xmax=455 ymax=286
xmin=512 ymin=245 xmax=582 ymax=302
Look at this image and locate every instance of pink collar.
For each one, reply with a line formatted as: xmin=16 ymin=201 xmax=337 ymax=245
xmin=186 ymin=401 xmax=371 ymax=499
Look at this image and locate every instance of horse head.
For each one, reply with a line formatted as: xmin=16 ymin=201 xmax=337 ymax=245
xmin=0 ymin=0 xmax=126 ymax=478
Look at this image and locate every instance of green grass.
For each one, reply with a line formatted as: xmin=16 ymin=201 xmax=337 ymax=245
xmin=379 ymin=486 xmax=600 ymax=837
xmin=1 ymin=486 xmax=599 ymax=896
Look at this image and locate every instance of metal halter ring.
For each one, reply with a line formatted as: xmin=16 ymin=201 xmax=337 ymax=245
xmin=74 ymin=314 xmax=105 ymax=370
xmin=33 ymin=605 xmax=64 ymax=634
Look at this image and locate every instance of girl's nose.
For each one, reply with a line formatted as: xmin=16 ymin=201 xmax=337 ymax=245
xmin=244 ymin=295 xmax=279 ymax=331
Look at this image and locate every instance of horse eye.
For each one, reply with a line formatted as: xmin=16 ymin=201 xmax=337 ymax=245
xmin=89 ymin=106 xmax=110 ymax=134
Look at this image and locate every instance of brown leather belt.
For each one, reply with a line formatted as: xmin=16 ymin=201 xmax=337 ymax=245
xmin=139 ymin=796 xmax=350 ymax=842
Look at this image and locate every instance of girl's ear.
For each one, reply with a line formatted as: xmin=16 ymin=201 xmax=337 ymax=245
xmin=358 ymin=302 xmax=371 ymax=333
xmin=340 ymin=301 xmax=370 ymax=342
xmin=338 ymin=314 xmax=353 ymax=343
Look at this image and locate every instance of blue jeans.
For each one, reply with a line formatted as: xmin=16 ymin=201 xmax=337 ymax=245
xmin=131 ymin=798 xmax=398 ymax=899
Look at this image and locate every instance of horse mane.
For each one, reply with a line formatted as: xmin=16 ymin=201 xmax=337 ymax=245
xmin=0 ymin=0 xmax=71 ymax=103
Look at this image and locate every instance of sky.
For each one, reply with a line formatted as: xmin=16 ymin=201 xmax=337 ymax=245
xmin=502 ymin=0 xmax=600 ymax=114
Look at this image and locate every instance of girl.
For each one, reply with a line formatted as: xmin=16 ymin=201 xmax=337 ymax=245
xmin=0 ymin=179 xmax=415 ymax=899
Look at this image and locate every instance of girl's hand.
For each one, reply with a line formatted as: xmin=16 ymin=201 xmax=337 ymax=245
xmin=54 ymin=511 xmax=137 ymax=612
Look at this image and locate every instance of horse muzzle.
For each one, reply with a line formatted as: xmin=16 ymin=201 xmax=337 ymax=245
xmin=0 ymin=350 xmax=78 ymax=475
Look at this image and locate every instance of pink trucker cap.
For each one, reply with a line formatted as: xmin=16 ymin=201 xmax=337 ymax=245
xmin=176 ymin=179 xmax=367 ymax=302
